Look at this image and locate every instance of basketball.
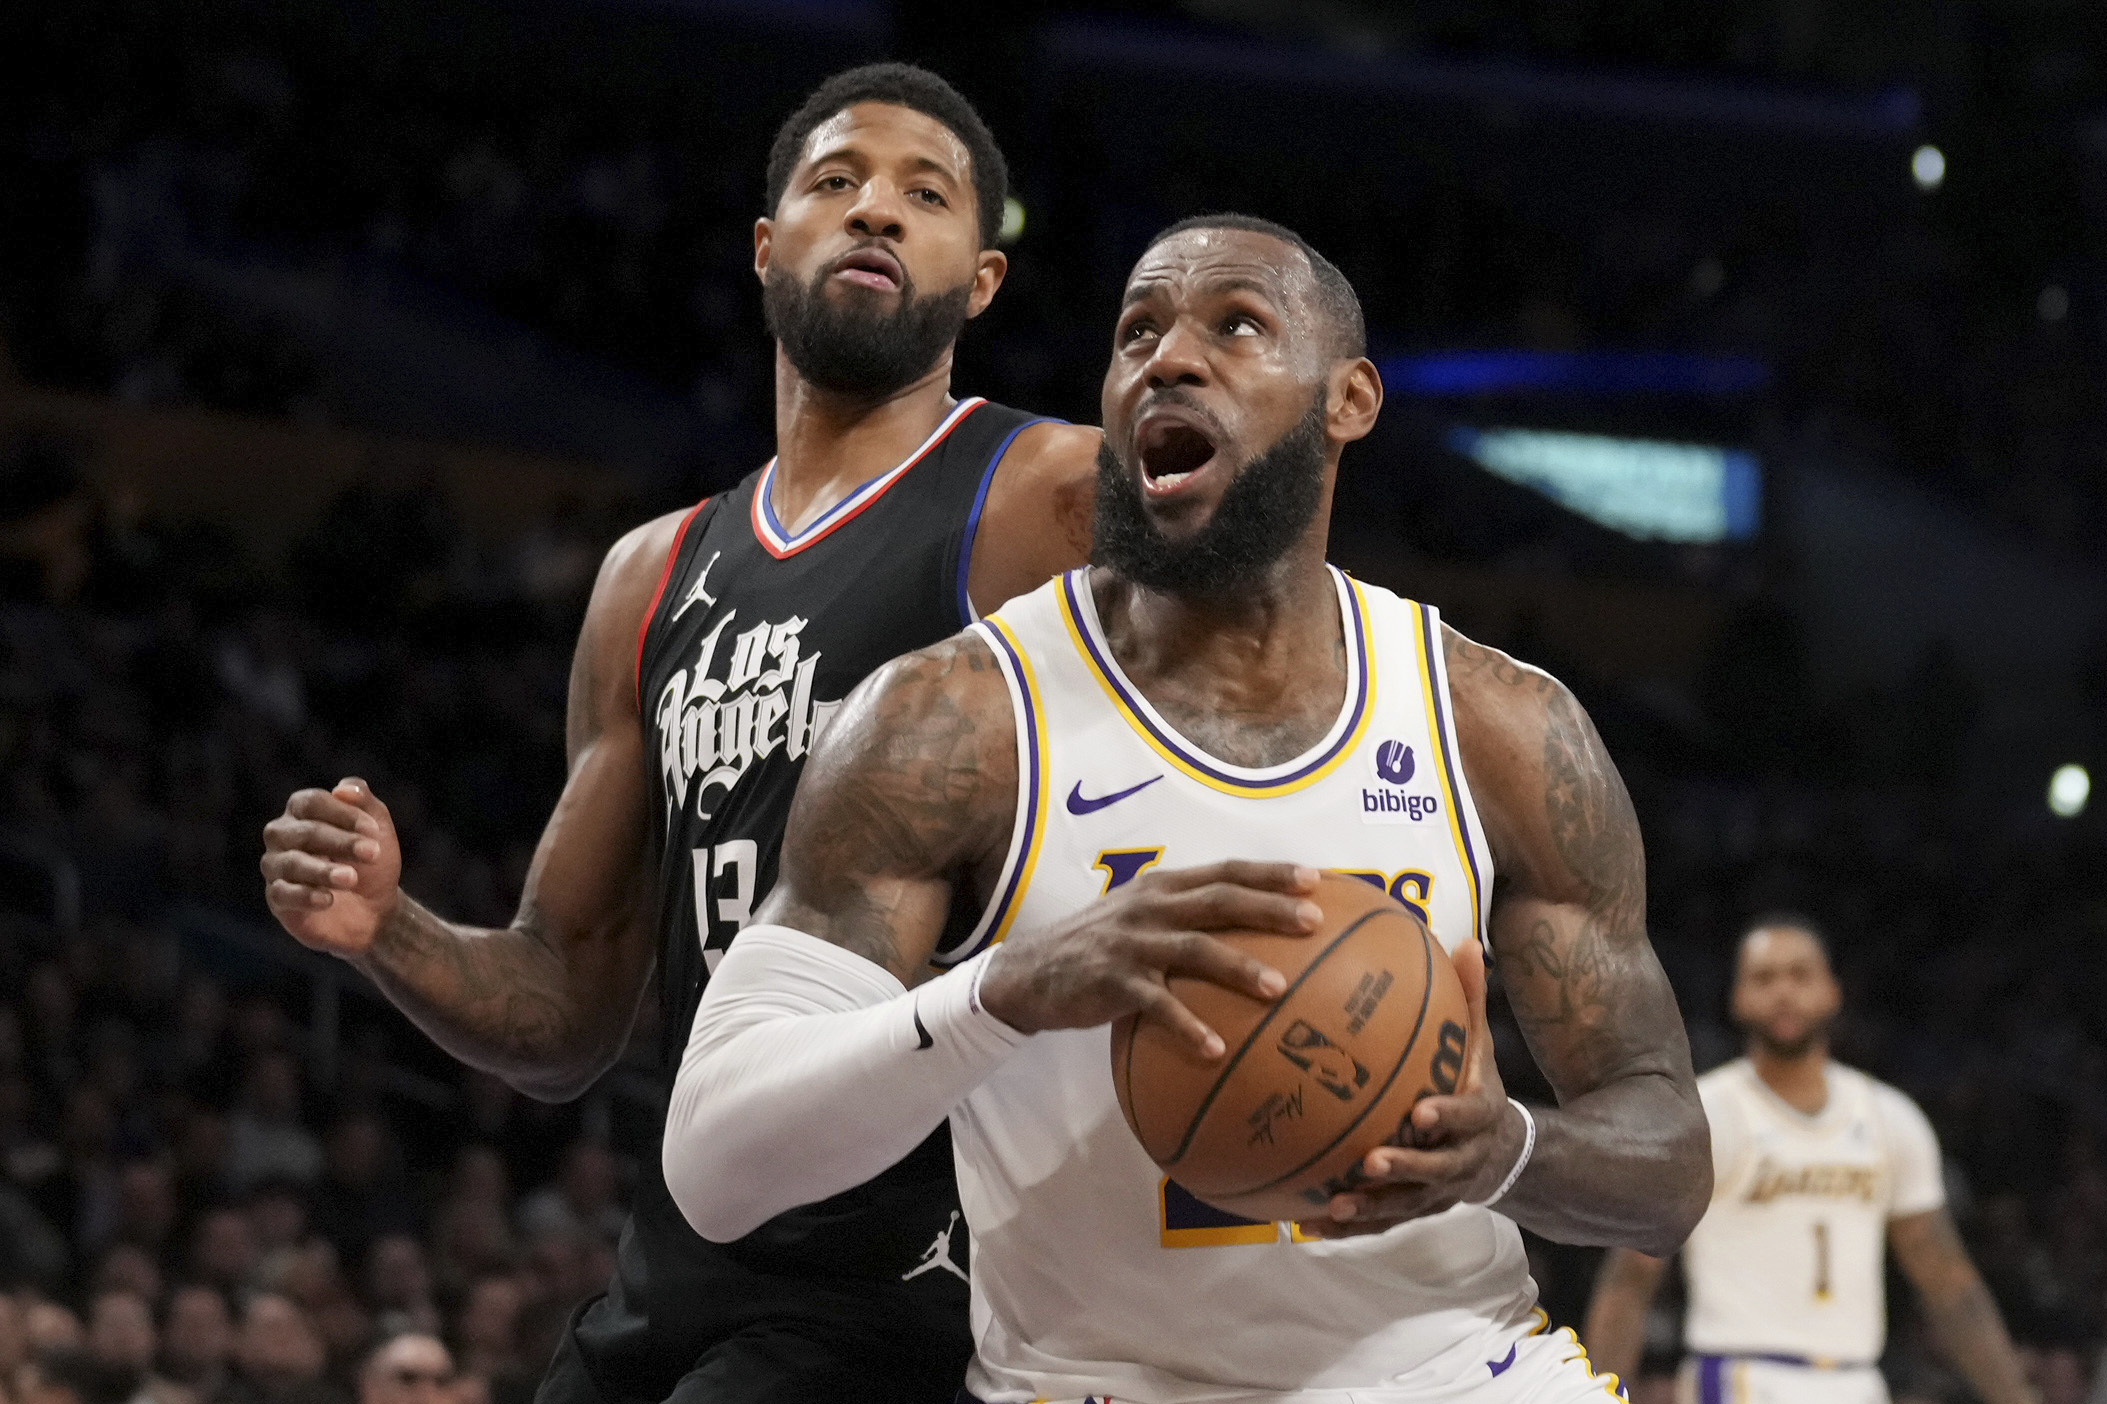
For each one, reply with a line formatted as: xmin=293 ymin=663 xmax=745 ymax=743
xmin=1110 ymin=872 xmax=1472 ymax=1223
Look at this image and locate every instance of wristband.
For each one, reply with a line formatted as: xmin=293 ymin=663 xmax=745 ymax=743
xmin=1472 ymin=1098 xmax=1537 ymax=1208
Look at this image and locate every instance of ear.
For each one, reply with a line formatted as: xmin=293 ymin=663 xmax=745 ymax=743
xmin=966 ymin=248 xmax=1009 ymax=319
xmin=753 ymin=217 xmax=774 ymax=284
xmin=1325 ymin=357 xmax=1384 ymax=445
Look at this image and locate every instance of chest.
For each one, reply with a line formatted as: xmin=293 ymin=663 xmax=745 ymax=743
xmin=644 ymin=494 xmax=958 ymax=823
xmin=1728 ymin=1102 xmax=1889 ymax=1212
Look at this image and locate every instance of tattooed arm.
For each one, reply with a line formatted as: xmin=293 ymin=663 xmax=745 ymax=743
xmin=261 ymin=512 xmax=677 ymax=1100
xmin=1309 ymin=628 xmax=1708 ymax=1254
xmin=1444 ymin=628 xmax=1709 ymax=1250
xmin=1890 ymin=1209 xmax=2039 ymax=1404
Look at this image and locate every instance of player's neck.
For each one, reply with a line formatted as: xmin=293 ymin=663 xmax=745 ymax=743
xmin=1093 ymin=536 xmax=1344 ymax=768
xmin=768 ymin=347 xmax=958 ymax=535
xmin=1749 ymin=1043 xmax=1830 ymax=1116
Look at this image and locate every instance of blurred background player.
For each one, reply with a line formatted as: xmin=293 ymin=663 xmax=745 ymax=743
xmin=1583 ymin=917 xmax=2036 ymax=1404
xmin=259 ymin=63 xmax=1098 ymax=1404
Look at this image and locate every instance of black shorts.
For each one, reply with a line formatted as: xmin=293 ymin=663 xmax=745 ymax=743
xmin=534 ymin=1174 xmax=971 ymax=1404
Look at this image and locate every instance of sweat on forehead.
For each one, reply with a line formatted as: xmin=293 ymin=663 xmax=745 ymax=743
xmin=1133 ymin=214 xmax=1366 ymax=358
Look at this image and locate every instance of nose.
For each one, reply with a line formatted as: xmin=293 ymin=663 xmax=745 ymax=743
xmin=1142 ymin=317 xmax=1210 ymax=391
xmin=845 ymin=179 xmax=907 ymax=242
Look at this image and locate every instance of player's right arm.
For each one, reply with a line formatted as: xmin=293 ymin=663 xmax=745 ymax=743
xmin=1581 ymin=1248 xmax=1669 ymax=1384
xmin=661 ymin=631 xmax=1318 ymax=1242
xmin=259 ymin=511 xmax=686 ymax=1102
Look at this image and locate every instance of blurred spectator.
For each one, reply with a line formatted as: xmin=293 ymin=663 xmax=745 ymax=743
xmin=514 ymin=1144 xmax=620 ymax=1248
xmin=89 ymin=1247 xmax=162 ymax=1308
xmin=222 ymin=1054 xmax=319 ymax=1193
xmin=159 ymin=1288 xmax=232 ymax=1403
xmin=353 ymin=1335 xmax=451 ymax=1404
xmin=25 ymin=1304 xmax=85 ymax=1356
xmin=448 ymin=1278 xmax=520 ymax=1384
xmin=361 ymin=1240 xmax=437 ymax=1340
xmin=16 ymin=1350 xmax=139 ymax=1404
xmin=308 ymin=1117 xmax=413 ymax=1264
xmin=427 ymin=1202 xmax=513 ymax=1303
xmin=84 ymin=1290 xmax=191 ymax=1404
xmin=111 ymin=1162 xmax=178 ymax=1259
xmin=188 ymin=1210 xmax=258 ymax=1298
xmin=225 ymin=1295 xmax=334 ymax=1404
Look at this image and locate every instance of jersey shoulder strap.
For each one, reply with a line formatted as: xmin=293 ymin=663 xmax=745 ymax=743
xmin=634 ymin=492 xmax=724 ymax=712
xmin=935 ymin=401 xmax=1063 ymax=627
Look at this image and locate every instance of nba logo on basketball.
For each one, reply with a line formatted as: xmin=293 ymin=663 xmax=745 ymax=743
xmin=1374 ymin=740 xmax=1415 ymax=785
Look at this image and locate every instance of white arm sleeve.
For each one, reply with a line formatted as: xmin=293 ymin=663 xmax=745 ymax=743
xmin=662 ymin=924 xmax=1028 ymax=1243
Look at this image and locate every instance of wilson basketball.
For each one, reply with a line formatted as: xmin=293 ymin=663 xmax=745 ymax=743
xmin=1110 ymin=872 xmax=1471 ymax=1223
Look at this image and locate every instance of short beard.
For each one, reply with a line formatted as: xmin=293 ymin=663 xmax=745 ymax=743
xmin=1744 ymin=1021 xmax=1830 ymax=1061
xmin=763 ymin=260 xmax=973 ymax=399
xmin=1092 ymin=394 xmax=1327 ymax=597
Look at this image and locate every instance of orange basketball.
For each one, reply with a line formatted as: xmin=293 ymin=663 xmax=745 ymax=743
xmin=1110 ymin=872 xmax=1471 ymax=1223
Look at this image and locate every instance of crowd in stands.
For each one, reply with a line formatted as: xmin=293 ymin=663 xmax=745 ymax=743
xmin=4 ymin=4 xmax=2105 ymax=556
xmin=1 ymin=7 xmax=2105 ymax=1404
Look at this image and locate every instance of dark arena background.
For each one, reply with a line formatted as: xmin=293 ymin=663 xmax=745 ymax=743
xmin=2 ymin=2 xmax=2105 ymax=1402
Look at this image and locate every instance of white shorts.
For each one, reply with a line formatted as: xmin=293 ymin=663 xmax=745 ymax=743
xmin=1676 ymin=1356 xmax=1887 ymax=1404
xmin=967 ymin=1319 xmax=1628 ymax=1403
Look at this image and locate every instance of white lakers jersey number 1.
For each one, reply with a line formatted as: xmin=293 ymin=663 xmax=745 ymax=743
xmin=941 ymin=567 xmax=1543 ymax=1404
xmin=1682 ymin=1059 xmax=1946 ymax=1367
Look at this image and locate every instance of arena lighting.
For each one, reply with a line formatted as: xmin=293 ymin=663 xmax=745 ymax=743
xmin=999 ymin=196 xmax=1027 ymax=245
xmin=2048 ymin=764 xmax=2091 ymax=818
xmin=1447 ymin=426 xmax=1761 ymax=544
xmin=1384 ymin=349 xmax=1769 ymax=398
xmin=1912 ymin=144 xmax=1947 ymax=190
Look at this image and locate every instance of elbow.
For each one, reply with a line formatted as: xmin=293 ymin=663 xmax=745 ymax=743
xmin=661 ymin=1114 xmax=763 ymax=1244
xmin=507 ymin=1044 xmax=623 ymax=1105
xmin=1637 ymin=1105 xmax=1713 ymax=1257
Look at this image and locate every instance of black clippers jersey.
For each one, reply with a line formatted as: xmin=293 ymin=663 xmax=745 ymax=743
xmin=612 ymin=399 xmax=1042 ymax=1349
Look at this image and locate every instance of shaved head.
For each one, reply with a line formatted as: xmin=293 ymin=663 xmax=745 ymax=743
xmin=1141 ymin=213 xmax=1365 ymax=360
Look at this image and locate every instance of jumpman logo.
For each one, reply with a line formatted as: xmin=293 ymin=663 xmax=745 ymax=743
xmin=901 ymin=1210 xmax=969 ymax=1286
xmin=671 ymin=552 xmax=722 ymax=621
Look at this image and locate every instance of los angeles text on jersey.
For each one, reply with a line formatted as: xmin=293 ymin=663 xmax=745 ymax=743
xmin=653 ymin=606 xmax=839 ymax=821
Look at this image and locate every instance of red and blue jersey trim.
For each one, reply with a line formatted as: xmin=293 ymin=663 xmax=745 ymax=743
xmin=749 ymin=397 xmax=986 ymax=559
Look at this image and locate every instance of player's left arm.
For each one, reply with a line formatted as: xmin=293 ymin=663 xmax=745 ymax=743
xmin=1307 ymin=629 xmax=1710 ymax=1254
xmin=965 ymin=421 xmax=1099 ymax=615
xmin=1890 ymin=1207 xmax=2038 ymax=1403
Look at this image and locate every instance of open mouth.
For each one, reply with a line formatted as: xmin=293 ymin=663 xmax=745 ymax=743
xmin=831 ymin=246 xmax=903 ymax=293
xmin=1136 ymin=412 xmax=1220 ymax=495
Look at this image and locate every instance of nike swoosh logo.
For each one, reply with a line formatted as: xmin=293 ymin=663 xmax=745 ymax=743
xmin=1066 ymin=776 xmax=1162 ymax=815
xmin=1487 ymin=1343 xmax=1517 ymax=1377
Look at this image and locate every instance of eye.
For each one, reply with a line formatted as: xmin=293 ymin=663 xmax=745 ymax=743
xmin=910 ymin=187 xmax=947 ymax=206
xmin=1223 ymin=313 xmax=1262 ymax=337
xmin=1121 ymin=319 xmax=1159 ymax=345
xmin=815 ymin=174 xmax=854 ymax=192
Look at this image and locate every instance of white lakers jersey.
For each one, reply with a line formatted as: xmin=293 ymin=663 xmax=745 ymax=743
xmin=942 ymin=567 xmax=1539 ymax=1403
xmin=1682 ymin=1059 xmax=1946 ymax=1365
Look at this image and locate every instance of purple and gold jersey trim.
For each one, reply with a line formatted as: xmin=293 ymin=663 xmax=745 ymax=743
xmin=1411 ymin=601 xmax=1488 ymax=949
xmin=941 ymin=614 xmax=1051 ymax=964
xmin=1055 ymin=567 xmax=1376 ymax=798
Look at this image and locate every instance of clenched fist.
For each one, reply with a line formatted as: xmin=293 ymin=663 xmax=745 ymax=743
xmin=261 ymin=777 xmax=402 ymax=957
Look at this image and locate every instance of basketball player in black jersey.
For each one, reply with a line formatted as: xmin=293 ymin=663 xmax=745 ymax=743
xmin=259 ymin=65 xmax=1099 ymax=1404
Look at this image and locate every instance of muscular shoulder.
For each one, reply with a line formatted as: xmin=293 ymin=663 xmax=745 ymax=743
xmin=971 ymin=421 xmax=1100 ymax=615
xmin=1439 ymin=622 xmax=1643 ymax=904
xmin=770 ymin=628 xmax=1020 ymax=974
xmin=570 ymin=503 xmax=708 ymax=740
xmin=589 ymin=504 xmax=705 ymax=642
xmin=784 ymin=629 xmax=1018 ymax=875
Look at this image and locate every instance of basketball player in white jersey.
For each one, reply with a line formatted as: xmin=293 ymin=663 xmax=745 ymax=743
xmin=659 ymin=213 xmax=1714 ymax=1402
xmin=1582 ymin=917 xmax=2036 ymax=1404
